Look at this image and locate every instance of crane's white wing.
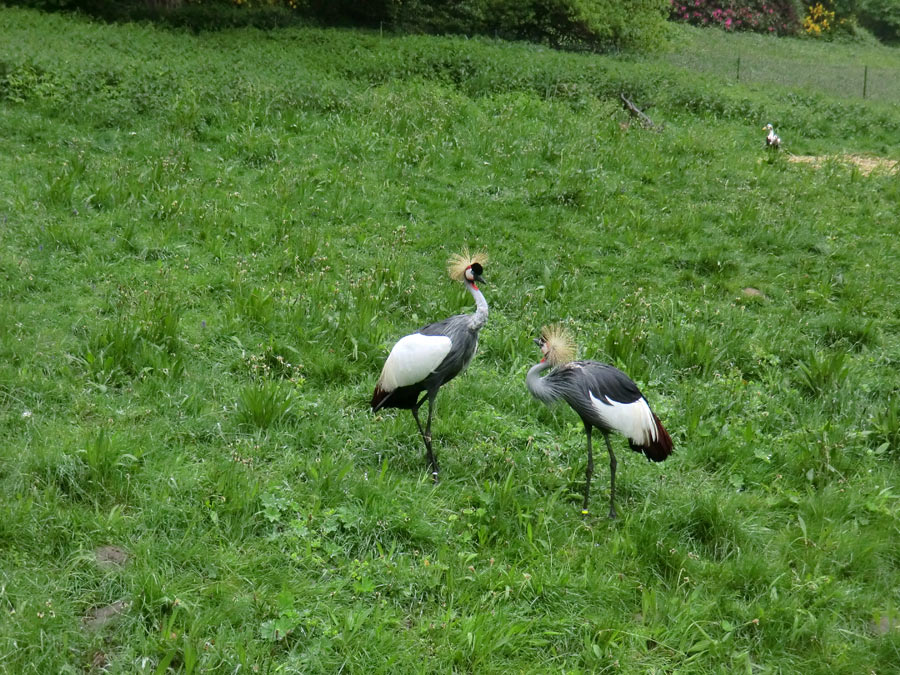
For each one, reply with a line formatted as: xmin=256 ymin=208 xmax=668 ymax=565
xmin=378 ymin=333 xmax=452 ymax=392
xmin=588 ymin=392 xmax=656 ymax=446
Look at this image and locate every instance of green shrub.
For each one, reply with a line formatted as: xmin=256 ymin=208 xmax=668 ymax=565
xmin=855 ymin=0 xmax=900 ymax=43
xmin=478 ymin=0 xmax=670 ymax=51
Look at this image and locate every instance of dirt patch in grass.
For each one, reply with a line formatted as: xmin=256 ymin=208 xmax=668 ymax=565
xmin=94 ymin=545 xmax=129 ymax=567
xmin=82 ymin=600 xmax=128 ymax=631
xmin=87 ymin=650 xmax=109 ymax=671
xmin=787 ymin=153 xmax=898 ymax=175
xmin=870 ymin=615 xmax=900 ymax=636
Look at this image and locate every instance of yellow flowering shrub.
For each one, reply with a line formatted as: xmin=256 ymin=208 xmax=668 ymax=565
xmin=803 ymin=3 xmax=834 ymax=36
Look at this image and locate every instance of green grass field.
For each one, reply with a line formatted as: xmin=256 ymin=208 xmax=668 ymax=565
xmin=663 ymin=24 xmax=900 ymax=103
xmin=1 ymin=7 xmax=900 ymax=672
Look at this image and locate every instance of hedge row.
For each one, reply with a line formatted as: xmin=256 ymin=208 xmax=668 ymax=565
xmin=3 ymin=0 xmax=671 ymax=51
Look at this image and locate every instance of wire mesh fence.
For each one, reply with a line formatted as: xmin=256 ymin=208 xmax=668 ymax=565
xmin=665 ymin=50 xmax=900 ymax=103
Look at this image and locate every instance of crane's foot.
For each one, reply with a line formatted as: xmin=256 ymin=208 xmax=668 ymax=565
xmin=423 ymin=439 xmax=439 ymax=483
xmin=426 ymin=456 xmax=439 ymax=483
xmin=608 ymin=507 xmax=618 ymax=520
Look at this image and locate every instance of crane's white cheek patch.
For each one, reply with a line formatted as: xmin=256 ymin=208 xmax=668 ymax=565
xmin=588 ymin=393 xmax=656 ymax=446
xmin=379 ymin=334 xmax=452 ymax=391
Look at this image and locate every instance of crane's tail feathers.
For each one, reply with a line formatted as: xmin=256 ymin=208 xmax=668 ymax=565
xmin=371 ymin=385 xmax=391 ymax=412
xmin=629 ymin=413 xmax=673 ymax=462
xmin=371 ymin=383 xmax=423 ymax=411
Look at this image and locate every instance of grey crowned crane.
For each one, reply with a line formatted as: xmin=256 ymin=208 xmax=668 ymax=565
xmin=526 ymin=325 xmax=673 ymax=519
xmin=371 ymin=250 xmax=488 ymax=481
xmin=764 ymin=123 xmax=781 ymax=150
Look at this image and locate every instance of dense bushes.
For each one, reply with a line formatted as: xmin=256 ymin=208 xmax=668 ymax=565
xmin=454 ymin=0 xmax=671 ymax=52
xmin=668 ymin=0 xmax=803 ymax=35
xmin=2 ymin=0 xmax=670 ymax=51
xmin=668 ymin=0 xmax=900 ymax=42
xmin=7 ymin=0 xmax=899 ymax=45
xmin=852 ymin=0 xmax=900 ymax=43
xmin=2 ymin=0 xmax=299 ymax=27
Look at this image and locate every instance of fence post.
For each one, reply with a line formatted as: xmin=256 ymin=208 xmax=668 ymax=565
xmin=863 ymin=65 xmax=868 ymax=99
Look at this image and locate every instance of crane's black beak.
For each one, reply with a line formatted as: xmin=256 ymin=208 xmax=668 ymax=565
xmin=533 ymin=337 xmax=542 ymax=347
xmin=474 ymin=273 xmax=485 ymax=285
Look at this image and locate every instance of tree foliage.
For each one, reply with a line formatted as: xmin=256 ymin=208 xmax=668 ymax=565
xmin=853 ymin=0 xmax=900 ymax=42
xmin=4 ymin=0 xmax=671 ymax=51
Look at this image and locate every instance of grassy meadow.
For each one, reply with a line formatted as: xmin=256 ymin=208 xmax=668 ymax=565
xmin=2 ymin=6 xmax=900 ymax=672
xmin=663 ymin=25 xmax=900 ymax=103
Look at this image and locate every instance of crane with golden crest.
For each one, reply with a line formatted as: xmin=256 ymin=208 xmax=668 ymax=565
xmin=526 ymin=325 xmax=673 ymax=519
xmin=371 ymin=249 xmax=488 ymax=481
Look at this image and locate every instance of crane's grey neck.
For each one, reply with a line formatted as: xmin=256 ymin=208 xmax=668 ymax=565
xmin=466 ymin=281 xmax=488 ymax=331
xmin=526 ymin=360 xmax=560 ymax=404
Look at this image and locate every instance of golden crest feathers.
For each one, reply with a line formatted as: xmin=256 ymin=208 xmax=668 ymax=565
xmin=541 ymin=324 xmax=576 ymax=366
xmin=447 ymin=248 xmax=488 ymax=282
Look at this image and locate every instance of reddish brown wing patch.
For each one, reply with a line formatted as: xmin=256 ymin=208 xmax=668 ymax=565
xmin=646 ymin=414 xmax=673 ymax=461
xmin=628 ymin=413 xmax=673 ymax=462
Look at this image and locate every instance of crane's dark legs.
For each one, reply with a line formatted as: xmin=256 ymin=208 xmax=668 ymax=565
xmin=411 ymin=391 xmax=439 ymax=482
xmin=411 ymin=404 xmax=425 ymax=439
xmin=603 ymin=432 xmax=618 ymax=520
xmin=582 ymin=422 xmax=594 ymax=516
xmin=424 ymin=391 xmax=438 ymax=480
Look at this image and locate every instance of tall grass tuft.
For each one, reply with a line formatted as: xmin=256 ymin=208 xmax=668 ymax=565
xmin=237 ymin=381 xmax=294 ymax=429
xmin=870 ymin=396 xmax=900 ymax=455
xmin=794 ymin=349 xmax=852 ymax=397
xmin=77 ymin=294 xmax=184 ymax=385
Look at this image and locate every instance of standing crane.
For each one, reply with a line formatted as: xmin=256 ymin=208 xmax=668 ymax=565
xmin=526 ymin=325 xmax=673 ymax=519
xmin=371 ymin=250 xmax=488 ymax=481
xmin=764 ymin=123 xmax=781 ymax=150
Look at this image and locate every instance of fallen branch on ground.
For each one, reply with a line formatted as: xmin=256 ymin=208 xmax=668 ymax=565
xmin=620 ymin=93 xmax=662 ymax=131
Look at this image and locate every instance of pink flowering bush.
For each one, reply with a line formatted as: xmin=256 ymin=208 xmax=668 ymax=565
xmin=669 ymin=0 xmax=802 ymax=35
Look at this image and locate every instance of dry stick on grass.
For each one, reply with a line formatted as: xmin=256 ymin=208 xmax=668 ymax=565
xmin=620 ymin=93 xmax=662 ymax=131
